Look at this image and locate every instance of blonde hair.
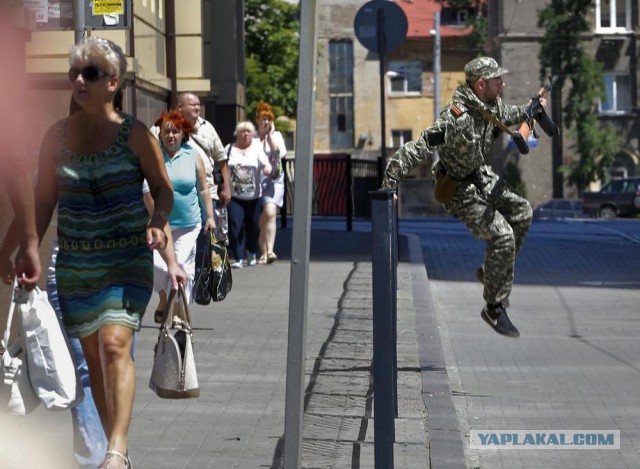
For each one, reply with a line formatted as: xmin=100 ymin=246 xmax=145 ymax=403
xmin=69 ymin=37 xmax=127 ymax=84
xmin=234 ymin=120 xmax=256 ymax=136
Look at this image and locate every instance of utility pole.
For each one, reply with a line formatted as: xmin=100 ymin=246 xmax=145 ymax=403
xmin=74 ymin=0 xmax=85 ymax=44
xmin=433 ymin=11 xmax=441 ymax=121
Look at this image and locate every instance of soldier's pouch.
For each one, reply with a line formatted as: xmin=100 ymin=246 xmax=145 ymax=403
xmin=433 ymin=171 xmax=457 ymax=204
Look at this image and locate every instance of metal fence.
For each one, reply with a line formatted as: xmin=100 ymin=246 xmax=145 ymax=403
xmin=281 ymin=154 xmax=380 ymax=229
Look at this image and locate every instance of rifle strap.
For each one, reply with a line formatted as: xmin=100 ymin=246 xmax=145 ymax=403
xmin=475 ymin=107 xmax=518 ymax=137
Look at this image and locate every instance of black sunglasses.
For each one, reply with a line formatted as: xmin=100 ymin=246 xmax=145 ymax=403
xmin=68 ymin=65 xmax=108 ymax=83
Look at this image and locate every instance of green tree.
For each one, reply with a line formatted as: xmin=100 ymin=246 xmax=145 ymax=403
xmin=538 ymin=0 xmax=621 ymax=192
xmin=245 ymin=0 xmax=299 ymax=127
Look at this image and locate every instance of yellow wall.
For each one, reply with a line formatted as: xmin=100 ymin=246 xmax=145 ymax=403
xmin=25 ymin=0 xmax=209 ymax=98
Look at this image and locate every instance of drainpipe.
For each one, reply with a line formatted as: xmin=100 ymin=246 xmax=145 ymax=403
xmin=166 ymin=0 xmax=177 ymax=108
xmin=128 ymin=5 xmax=137 ymax=116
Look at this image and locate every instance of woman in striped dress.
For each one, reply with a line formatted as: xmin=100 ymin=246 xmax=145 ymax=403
xmin=33 ymin=37 xmax=184 ymax=469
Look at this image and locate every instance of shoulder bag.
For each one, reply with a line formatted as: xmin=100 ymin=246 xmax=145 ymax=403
xmin=210 ymin=232 xmax=232 ymax=302
xmin=18 ymin=285 xmax=83 ymax=410
xmin=149 ymin=284 xmax=200 ymax=399
xmin=0 ymin=292 xmax=40 ymax=415
xmin=193 ymin=231 xmax=213 ymax=305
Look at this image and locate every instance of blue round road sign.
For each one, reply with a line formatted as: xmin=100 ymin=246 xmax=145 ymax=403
xmin=354 ymin=0 xmax=408 ymax=54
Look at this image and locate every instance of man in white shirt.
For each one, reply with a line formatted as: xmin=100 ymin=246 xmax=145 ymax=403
xmin=175 ymin=92 xmax=231 ymax=207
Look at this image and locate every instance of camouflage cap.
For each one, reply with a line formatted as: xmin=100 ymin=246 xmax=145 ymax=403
xmin=464 ymin=57 xmax=508 ymax=80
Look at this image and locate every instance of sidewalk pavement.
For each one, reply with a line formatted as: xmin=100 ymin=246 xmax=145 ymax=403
xmin=0 ymin=226 xmax=459 ymax=468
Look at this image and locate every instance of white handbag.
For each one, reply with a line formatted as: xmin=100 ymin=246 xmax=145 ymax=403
xmin=18 ymin=286 xmax=83 ymax=410
xmin=0 ymin=296 xmax=40 ymax=416
xmin=149 ymin=284 xmax=199 ymax=399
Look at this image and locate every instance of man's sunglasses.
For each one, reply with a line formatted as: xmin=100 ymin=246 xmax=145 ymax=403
xmin=68 ymin=66 xmax=109 ymax=83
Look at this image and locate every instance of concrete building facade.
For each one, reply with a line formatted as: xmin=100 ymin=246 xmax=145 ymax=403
xmin=486 ymin=0 xmax=640 ymax=203
xmin=22 ymin=0 xmax=244 ymax=159
xmin=314 ymin=0 xmax=640 ymax=210
xmin=314 ymin=0 xmax=480 ymax=215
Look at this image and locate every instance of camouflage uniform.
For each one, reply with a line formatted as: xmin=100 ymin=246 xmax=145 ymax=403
xmin=381 ymin=57 xmax=533 ymax=306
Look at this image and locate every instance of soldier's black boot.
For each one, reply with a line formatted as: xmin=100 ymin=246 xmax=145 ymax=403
xmin=481 ymin=303 xmax=520 ymax=338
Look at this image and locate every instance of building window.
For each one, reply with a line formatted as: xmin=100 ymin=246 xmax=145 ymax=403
xmin=599 ymin=73 xmax=632 ymax=114
xmin=329 ymin=40 xmax=354 ymax=149
xmin=441 ymin=6 xmax=476 ymax=27
xmin=388 ymin=61 xmax=422 ymax=95
xmin=595 ymin=0 xmax=631 ymax=33
xmin=391 ymin=129 xmax=412 ymax=149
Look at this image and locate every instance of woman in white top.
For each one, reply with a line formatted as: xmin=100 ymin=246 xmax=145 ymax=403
xmin=255 ymin=102 xmax=287 ymax=264
xmin=226 ymin=121 xmax=272 ymax=268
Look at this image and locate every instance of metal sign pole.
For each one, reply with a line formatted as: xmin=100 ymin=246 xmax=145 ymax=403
xmin=283 ymin=1 xmax=318 ymax=468
xmin=74 ymin=0 xmax=85 ymax=43
xmin=377 ymin=7 xmax=387 ymax=187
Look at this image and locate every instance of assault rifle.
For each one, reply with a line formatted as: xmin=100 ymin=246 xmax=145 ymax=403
xmin=515 ymin=75 xmax=559 ymax=154
xmin=426 ymin=76 xmax=559 ymax=154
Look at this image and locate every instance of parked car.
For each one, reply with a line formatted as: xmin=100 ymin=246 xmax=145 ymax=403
xmin=581 ymin=176 xmax=640 ymax=218
xmin=533 ymin=199 xmax=583 ymax=219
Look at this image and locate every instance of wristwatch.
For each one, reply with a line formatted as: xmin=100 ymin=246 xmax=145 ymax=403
xmin=155 ymin=209 xmax=169 ymax=222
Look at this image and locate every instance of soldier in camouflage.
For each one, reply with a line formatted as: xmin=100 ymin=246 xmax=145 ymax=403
xmin=382 ymin=57 xmax=546 ymax=338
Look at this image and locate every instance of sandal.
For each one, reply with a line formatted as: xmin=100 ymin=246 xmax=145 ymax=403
xmin=101 ymin=450 xmax=132 ymax=469
xmin=257 ymin=255 xmax=268 ymax=265
xmin=266 ymin=252 xmax=278 ymax=264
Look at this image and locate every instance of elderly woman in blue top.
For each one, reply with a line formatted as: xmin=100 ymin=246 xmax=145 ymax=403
xmin=143 ymin=110 xmax=215 ymax=322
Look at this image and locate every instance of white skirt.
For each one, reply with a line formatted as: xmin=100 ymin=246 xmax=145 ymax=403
xmin=261 ymin=173 xmax=285 ymax=208
xmin=153 ymin=224 xmax=201 ymax=304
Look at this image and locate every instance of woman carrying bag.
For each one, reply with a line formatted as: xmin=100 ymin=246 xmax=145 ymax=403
xmin=27 ymin=37 xmax=186 ymax=469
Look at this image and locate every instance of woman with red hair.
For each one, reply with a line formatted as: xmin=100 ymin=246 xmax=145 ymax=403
xmin=144 ymin=110 xmax=215 ymax=321
xmin=255 ymin=102 xmax=287 ymax=264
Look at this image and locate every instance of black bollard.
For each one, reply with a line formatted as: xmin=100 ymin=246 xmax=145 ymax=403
xmin=370 ymin=189 xmax=398 ymax=469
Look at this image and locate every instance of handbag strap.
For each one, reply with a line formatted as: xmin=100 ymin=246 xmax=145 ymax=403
xmin=161 ymin=283 xmax=193 ymax=330
xmin=3 ymin=278 xmax=34 ymax=347
xmin=3 ymin=299 xmax=15 ymax=347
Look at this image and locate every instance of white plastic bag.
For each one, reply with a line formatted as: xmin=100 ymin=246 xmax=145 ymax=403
xmin=18 ymin=286 xmax=83 ymax=410
xmin=0 ymin=298 xmax=40 ymax=415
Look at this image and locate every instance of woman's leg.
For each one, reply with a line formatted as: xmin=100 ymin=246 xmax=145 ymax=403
xmin=171 ymin=225 xmax=201 ymax=304
xmin=80 ymin=333 xmax=109 ymax=434
xmin=259 ymin=202 xmax=278 ymax=258
xmin=97 ymin=325 xmax=136 ymax=460
xmin=245 ymin=198 xmax=262 ymax=257
xmin=227 ymin=198 xmax=246 ymax=262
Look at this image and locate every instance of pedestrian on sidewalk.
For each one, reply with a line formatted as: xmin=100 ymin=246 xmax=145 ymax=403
xmin=29 ymin=36 xmax=185 ymax=469
xmin=381 ymin=56 xmax=547 ymax=338
xmin=150 ymin=92 xmax=231 ymax=248
xmin=144 ymin=110 xmax=215 ymax=321
xmin=226 ymin=121 xmax=272 ymax=268
xmin=254 ymin=102 xmax=287 ymax=264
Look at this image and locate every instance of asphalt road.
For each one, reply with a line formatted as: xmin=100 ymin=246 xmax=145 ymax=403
xmin=399 ymin=217 xmax=640 ymax=468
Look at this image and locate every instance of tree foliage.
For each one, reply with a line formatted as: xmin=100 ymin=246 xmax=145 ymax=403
xmin=245 ymin=0 xmax=299 ymax=127
xmin=538 ymin=0 xmax=621 ymax=192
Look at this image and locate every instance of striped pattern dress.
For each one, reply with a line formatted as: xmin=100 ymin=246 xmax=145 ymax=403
xmin=54 ymin=115 xmax=153 ymax=338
